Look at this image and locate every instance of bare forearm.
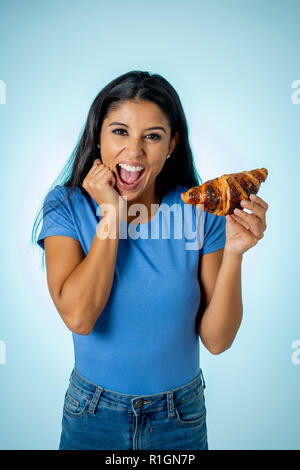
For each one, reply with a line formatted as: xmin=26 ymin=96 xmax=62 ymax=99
xmin=59 ymin=212 xmax=120 ymax=334
xmin=198 ymin=251 xmax=243 ymax=354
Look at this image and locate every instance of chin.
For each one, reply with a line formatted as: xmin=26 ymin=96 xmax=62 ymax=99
xmin=119 ymin=189 xmax=143 ymax=201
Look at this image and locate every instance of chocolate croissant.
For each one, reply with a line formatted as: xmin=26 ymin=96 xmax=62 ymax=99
xmin=181 ymin=168 xmax=268 ymax=216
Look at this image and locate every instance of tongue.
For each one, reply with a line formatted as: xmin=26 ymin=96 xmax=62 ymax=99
xmin=120 ymin=168 xmax=143 ymax=184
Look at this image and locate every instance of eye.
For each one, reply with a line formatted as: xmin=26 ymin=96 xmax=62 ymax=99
xmin=146 ymin=133 xmax=161 ymax=141
xmin=111 ymin=129 xmax=161 ymax=140
xmin=112 ymin=128 xmax=127 ymax=136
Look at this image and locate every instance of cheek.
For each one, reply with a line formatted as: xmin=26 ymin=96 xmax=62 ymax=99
xmin=155 ymin=159 xmax=166 ymax=175
xmin=146 ymin=162 xmax=164 ymax=180
xmin=103 ymin=141 xmax=120 ymax=154
xmin=100 ymin=133 xmax=120 ymax=151
xmin=151 ymin=155 xmax=165 ymax=172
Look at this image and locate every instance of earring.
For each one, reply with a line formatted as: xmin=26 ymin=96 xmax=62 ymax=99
xmin=97 ymin=144 xmax=100 ymax=149
xmin=166 ymin=154 xmax=170 ymax=159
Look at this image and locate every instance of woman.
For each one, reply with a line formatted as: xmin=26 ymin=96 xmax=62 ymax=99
xmin=32 ymin=70 xmax=268 ymax=450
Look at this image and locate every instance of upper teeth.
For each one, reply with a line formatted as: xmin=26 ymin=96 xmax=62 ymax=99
xmin=118 ymin=163 xmax=144 ymax=172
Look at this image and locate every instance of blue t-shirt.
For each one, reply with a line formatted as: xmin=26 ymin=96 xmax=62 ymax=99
xmin=37 ymin=184 xmax=226 ymax=394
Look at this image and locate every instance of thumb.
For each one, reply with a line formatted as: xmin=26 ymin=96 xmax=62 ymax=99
xmin=226 ymin=215 xmax=235 ymax=223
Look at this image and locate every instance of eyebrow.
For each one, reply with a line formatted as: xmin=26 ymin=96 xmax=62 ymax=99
xmin=108 ymin=121 xmax=167 ymax=134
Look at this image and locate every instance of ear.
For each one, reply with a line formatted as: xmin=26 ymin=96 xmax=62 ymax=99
xmin=169 ymin=131 xmax=179 ymax=154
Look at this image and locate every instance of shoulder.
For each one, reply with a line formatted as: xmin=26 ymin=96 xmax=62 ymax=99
xmin=37 ymin=185 xmax=81 ymax=250
xmin=43 ymin=184 xmax=82 ymax=207
xmin=43 ymin=184 xmax=68 ymax=203
xmin=41 ymin=185 xmax=87 ymax=222
xmin=167 ymin=184 xmax=190 ymax=204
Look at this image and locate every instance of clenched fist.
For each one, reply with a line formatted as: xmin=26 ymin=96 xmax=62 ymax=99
xmin=82 ymin=159 xmax=125 ymax=217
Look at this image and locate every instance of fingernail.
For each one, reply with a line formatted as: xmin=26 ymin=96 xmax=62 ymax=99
xmin=234 ymin=208 xmax=242 ymax=214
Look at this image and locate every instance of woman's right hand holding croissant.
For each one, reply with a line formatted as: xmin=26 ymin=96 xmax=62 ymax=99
xmin=224 ymin=193 xmax=268 ymax=257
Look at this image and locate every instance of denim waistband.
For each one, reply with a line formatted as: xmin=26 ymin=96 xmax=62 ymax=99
xmin=68 ymin=367 xmax=206 ymax=414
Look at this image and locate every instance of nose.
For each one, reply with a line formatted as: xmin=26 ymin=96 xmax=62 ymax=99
xmin=124 ymin=137 xmax=144 ymax=157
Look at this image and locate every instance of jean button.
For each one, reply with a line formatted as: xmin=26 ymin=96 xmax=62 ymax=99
xmin=135 ymin=399 xmax=143 ymax=408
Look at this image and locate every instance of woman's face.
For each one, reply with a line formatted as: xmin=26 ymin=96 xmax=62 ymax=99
xmin=99 ymin=99 xmax=179 ymax=202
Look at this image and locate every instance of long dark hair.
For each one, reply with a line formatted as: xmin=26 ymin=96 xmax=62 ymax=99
xmin=32 ymin=70 xmax=202 ymax=266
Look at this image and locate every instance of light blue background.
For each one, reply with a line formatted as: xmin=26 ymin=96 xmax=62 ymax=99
xmin=0 ymin=0 xmax=299 ymax=450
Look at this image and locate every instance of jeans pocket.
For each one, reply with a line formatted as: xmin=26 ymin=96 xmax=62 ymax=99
xmin=175 ymin=389 xmax=206 ymax=427
xmin=63 ymin=383 xmax=90 ymax=418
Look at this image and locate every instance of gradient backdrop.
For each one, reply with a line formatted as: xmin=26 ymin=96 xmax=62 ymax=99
xmin=0 ymin=0 xmax=299 ymax=450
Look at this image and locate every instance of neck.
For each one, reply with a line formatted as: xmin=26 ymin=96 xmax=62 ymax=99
xmin=125 ymin=183 xmax=162 ymax=224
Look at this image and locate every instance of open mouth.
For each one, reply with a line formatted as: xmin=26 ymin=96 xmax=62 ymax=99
xmin=115 ymin=164 xmax=146 ymax=190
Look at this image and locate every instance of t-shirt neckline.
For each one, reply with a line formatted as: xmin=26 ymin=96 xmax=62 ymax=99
xmin=125 ymin=191 xmax=169 ymax=227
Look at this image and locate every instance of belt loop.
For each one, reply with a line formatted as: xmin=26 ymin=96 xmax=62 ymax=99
xmin=166 ymin=392 xmax=175 ymax=418
xmin=88 ymin=386 xmax=103 ymax=415
xmin=200 ymin=368 xmax=206 ymax=389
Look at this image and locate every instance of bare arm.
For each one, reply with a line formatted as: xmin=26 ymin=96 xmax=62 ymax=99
xmin=197 ymin=249 xmax=243 ymax=354
xmin=44 ymin=211 xmax=120 ymax=335
xmin=196 ymin=194 xmax=269 ymax=354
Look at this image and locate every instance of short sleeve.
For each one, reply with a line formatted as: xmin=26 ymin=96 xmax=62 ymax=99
xmin=200 ymin=212 xmax=226 ymax=256
xmin=37 ymin=185 xmax=80 ymax=250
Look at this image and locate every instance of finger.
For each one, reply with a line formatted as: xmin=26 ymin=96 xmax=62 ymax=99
xmin=92 ymin=162 xmax=111 ymax=175
xmin=88 ymin=160 xmax=103 ymax=176
xmin=240 ymin=198 xmax=266 ymax=219
xmin=240 ymin=198 xmax=267 ymax=232
xmin=249 ymin=194 xmax=268 ymax=210
xmin=232 ymin=211 xmax=263 ymax=238
xmin=89 ymin=158 xmax=101 ymax=168
xmin=83 ymin=166 xmax=106 ymax=190
xmin=227 ymin=215 xmax=259 ymax=242
xmin=94 ymin=164 xmax=116 ymax=185
xmin=230 ymin=213 xmax=252 ymax=232
xmin=89 ymin=165 xmax=109 ymax=181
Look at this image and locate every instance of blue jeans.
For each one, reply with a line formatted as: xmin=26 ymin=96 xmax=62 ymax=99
xmin=59 ymin=367 xmax=208 ymax=450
